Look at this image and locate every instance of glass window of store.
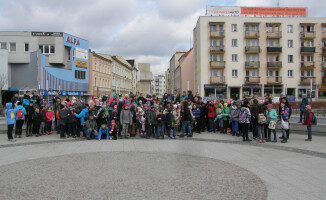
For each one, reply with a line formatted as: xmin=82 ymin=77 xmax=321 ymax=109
xmin=264 ymin=85 xmax=283 ymax=97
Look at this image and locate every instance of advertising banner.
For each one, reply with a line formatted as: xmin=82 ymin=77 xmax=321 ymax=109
xmin=207 ymin=6 xmax=307 ymax=17
xmin=75 ymin=48 xmax=88 ymax=60
xmin=75 ymin=60 xmax=88 ymax=69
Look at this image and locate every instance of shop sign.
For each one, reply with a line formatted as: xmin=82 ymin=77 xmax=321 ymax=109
xmin=31 ymin=32 xmax=63 ymax=37
xmin=242 ymin=85 xmax=262 ymax=89
xmin=76 ymin=48 xmax=88 ymax=60
xmin=75 ymin=60 xmax=88 ymax=68
xmin=203 ymin=96 xmax=222 ymax=102
xmin=204 ymin=84 xmax=227 ymax=89
xmin=42 ymin=90 xmax=83 ymax=96
xmin=66 ymin=36 xmax=80 ymax=45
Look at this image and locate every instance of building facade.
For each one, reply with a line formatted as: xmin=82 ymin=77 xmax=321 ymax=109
xmin=127 ymin=59 xmax=138 ymax=95
xmin=151 ymin=75 xmax=165 ymax=98
xmin=138 ymin=63 xmax=153 ymax=95
xmin=194 ymin=16 xmax=326 ymax=101
xmin=179 ymin=48 xmax=194 ymax=93
xmin=89 ymin=52 xmax=112 ymax=97
xmin=0 ymin=31 xmax=89 ymax=103
xmin=109 ymin=56 xmax=133 ymax=96
xmin=167 ymin=52 xmax=185 ymax=93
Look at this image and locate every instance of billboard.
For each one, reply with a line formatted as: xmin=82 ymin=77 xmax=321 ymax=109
xmin=75 ymin=47 xmax=88 ymax=60
xmin=207 ymin=6 xmax=307 ymax=17
xmin=75 ymin=60 xmax=88 ymax=69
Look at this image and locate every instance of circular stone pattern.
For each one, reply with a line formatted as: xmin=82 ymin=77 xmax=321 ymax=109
xmin=0 ymin=152 xmax=267 ymax=200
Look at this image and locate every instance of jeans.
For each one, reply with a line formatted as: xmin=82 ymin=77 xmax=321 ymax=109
xmin=157 ymin=125 xmax=165 ymax=137
xmin=194 ymin=118 xmax=201 ymax=133
xmin=252 ymin=123 xmax=258 ymax=138
xmin=86 ymin=128 xmax=98 ymax=139
xmin=60 ymin=125 xmax=66 ymax=137
xmin=307 ymin=125 xmax=312 ymax=139
xmin=45 ymin=121 xmax=52 ymax=133
xmin=15 ymin=120 xmax=24 ymax=136
xmin=122 ymin=123 xmax=129 ymax=137
xmin=232 ymin=121 xmax=238 ymax=134
xmin=67 ymin=123 xmax=76 ymax=136
xmin=282 ymin=128 xmax=287 ymax=139
xmin=167 ymin=126 xmax=175 ymax=137
xmin=257 ymin=125 xmax=265 ymax=140
xmin=182 ymin=121 xmax=192 ymax=136
xmin=7 ymin=124 xmax=14 ymax=139
xmin=209 ymin=118 xmax=216 ymax=132
xmin=219 ymin=118 xmax=224 ymax=129
xmin=242 ymin=123 xmax=249 ymax=140
xmin=300 ymin=110 xmax=304 ymax=122
xmin=39 ymin=122 xmax=45 ymax=134
xmin=26 ymin=118 xmax=33 ymax=134
xmin=148 ymin=124 xmax=156 ymax=137
xmin=268 ymin=128 xmax=277 ymax=141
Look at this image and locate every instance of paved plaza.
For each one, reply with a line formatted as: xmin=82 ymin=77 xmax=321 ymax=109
xmin=0 ymin=131 xmax=326 ymax=200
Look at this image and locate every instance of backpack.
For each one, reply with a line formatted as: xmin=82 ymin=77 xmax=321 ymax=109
xmin=56 ymin=111 xmax=60 ymax=120
xmin=312 ymin=114 xmax=317 ymax=125
xmin=239 ymin=108 xmax=248 ymax=124
xmin=17 ymin=109 xmax=24 ymax=119
xmin=258 ymin=113 xmax=266 ymax=125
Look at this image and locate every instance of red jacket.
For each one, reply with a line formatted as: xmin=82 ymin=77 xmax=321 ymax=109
xmin=303 ymin=112 xmax=314 ymax=127
xmin=206 ymin=104 xmax=217 ymax=118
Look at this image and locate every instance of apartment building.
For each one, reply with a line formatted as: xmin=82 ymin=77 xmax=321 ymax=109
xmin=179 ymin=48 xmax=194 ymax=93
xmin=151 ymin=75 xmax=165 ymax=98
xmin=89 ymin=52 xmax=112 ymax=97
xmin=194 ymin=14 xmax=326 ymax=101
xmin=126 ymin=59 xmax=138 ymax=95
xmin=167 ymin=52 xmax=185 ymax=93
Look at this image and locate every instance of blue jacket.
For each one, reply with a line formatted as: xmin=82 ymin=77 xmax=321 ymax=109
xmin=192 ymin=108 xmax=201 ymax=119
xmin=15 ymin=105 xmax=27 ymax=120
xmin=74 ymin=108 xmax=89 ymax=125
xmin=5 ymin=103 xmax=18 ymax=125
xmin=98 ymin=127 xmax=110 ymax=140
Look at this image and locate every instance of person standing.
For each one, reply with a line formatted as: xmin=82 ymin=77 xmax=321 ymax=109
xmin=147 ymin=106 xmax=157 ymax=138
xmin=59 ymin=104 xmax=69 ymax=139
xmin=239 ymin=101 xmax=251 ymax=142
xmin=229 ymin=102 xmax=239 ymax=136
xmin=299 ymin=95 xmax=309 ymax=123
xmin=119 ymin=104 xmax=132 ymax=139
xmin=303 ymin=105 xmax=314 ymax=141
xmin=26 ymin=102 xmax=35 ymax=137
xmin=15 ymin=101 xmax=27 ymax=138
xmin=192 ymin=104 xmax=201 ymax=134
xmin=206 ymin=101 xmax=217 ymax=132
xmin=280 ymin=102 xmax=290 ymax=143
xmin=156 ymin=109 xmax=166 ymax=139
xmin=5 ymin=102 xmax=19 ymax=142
xmin=266 ymin=104 xmax=277 ymax=142
xmin=31 ymin=91 xmax=41 ymax=107
xmin=179 ymin=102 xmax=192 ymax=138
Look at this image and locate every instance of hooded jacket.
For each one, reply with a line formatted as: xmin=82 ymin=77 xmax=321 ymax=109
xmin=229 ymin=106 xmax=239 ymax=122
xmin=147 ymin=109 xmax=157 ymax=125
xmin=75 ymin=108 xmax=89 ymax=125
xmin=15 ymin=105 xmax=27 ymax=120
xmin=5 ymin=103 xmax=18 ymax=125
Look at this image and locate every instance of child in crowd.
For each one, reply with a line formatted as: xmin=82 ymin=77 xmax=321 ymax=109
xmin=192 ymin=104 xmax=201 ymax=134
xmin=157 ymin=109 xmax=165 ymax=139
xmin=165 ymin=109 xmax=176 ymax=139
xmin=109 ymin=120 xmax=118 ymax=140
xmin=120 ymin=104 xmax=132 ymax=139
xmin=280 ymin=102 xmax=290 ymax=143
xmin=26 ymin=102 xmax=35 ymax=137
xmin=15 ymin=101 xmax=27 ymax=138
xmin=137 ymin=109 xmax=147 ymax=137
xmin=229 ymin=102 xmax=239 ymax=137
xmin=303 ymin=105 xmax=314 ymax=141
xmin=5 ymin=102 xmax=18 ymax=142
xmin=98 ymin=123 xmax=110 ymax=140
xmin=33 ymin=107 xmax=42 ymax=137
xmin=45 ymin=106 xmax=54 ymax=135
xmin=266 ymin=104 xmax=277 ymax=142
xmin=39 ymin=106 xmax=46 ymax=136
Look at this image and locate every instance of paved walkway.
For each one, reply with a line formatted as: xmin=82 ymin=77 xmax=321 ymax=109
xmin=0 ymin=131 xmax=325 ymax=199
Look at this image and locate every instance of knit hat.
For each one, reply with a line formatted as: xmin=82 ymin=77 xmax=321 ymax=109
xmin=114 ymin=105 xmax=118 ymax=109
xmin=227 ymin=100 xmax=231 ymax=104
xmin=113 ymin=94 xmax=117 ymax=98
xmin=267 ymin=104 xmax=273 ymax=109
xmin=173 ymin=105 xmax=177 ymax=109
xmin=60 ymin=104 xmax=65 ymax=109
xmin=305 ymin=105 xmax=311 ymax=110
xmin=92 ymin=95 xmax=96 ymax=99
xmin=111 ymin=120 xmax=115 ymax=124
xmin=224 ymin=103 xmax=228 ymax=107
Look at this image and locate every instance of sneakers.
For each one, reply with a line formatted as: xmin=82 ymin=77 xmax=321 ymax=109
xmin=281 ymin=139 xmax=287 ymax=143
xmin=297 ymin=121 xmax=302 ymax=123
xmin=258 ymin=140 xmax=264 ymax=143
xmin=272 ymin=140 xmax=277 ymax=143
xmin=305 ymin=139 xmax=312 ymax=141
xmin=35 ymin=134 xmax=40 ymax=137
xmin=48 ymin=132 xmax=52 ymax=135
xmin=168 ymin=136 xmax=173 ymax=139
xmin=266 ymin=138 xmax=271 ymax=142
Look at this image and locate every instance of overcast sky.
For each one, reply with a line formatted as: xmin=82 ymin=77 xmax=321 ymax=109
xmin=0 ymin=0 xmax=325 ymax=75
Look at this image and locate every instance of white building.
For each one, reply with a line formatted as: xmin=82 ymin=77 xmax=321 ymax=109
xmin=151 ymin=75 xmax=165 ymax=98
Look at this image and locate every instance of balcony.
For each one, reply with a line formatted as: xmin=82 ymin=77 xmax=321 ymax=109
xmin=210 ymin=76 xmax=225 ymax=84
xmin=210 ymin=30 xmax=225 ymax=38
xmin=300 ymin=77 xmax=316 ymax=85
xmin=267 ymin=61 xmax=282 ymax=68
xmin=210 ymin=46 xmax=225 ymax=53
xmin=267 ymin=47 xmax=282 ymax=53
xmin=245 ymin=61 xmax=260 ymax=69
xmin=300 ymin=31 xmax=315 ymax=39
xmin=244 ymin=31 xmax=259 ymax=38
xmin=323 ymin=62 xmax=326 ymax=68
xmin=245 ymin=76 xmax=260 ymax=84
xmin=301 ymin=62 xmax=315 ymax=70
xmin=300 ymin=47 xmax=316 ymax=54
xmin=245 ymin=46 xmax=261 ymax=53
xmin=267 ymin=76 xmax=282 ymax=84
xmin=322 ymin=48 xmax=326 ymax=54
xmin=210 ymin=61 xmax=225 ymax=69
xmin=266 ymin=31 xmax=282 ymax=38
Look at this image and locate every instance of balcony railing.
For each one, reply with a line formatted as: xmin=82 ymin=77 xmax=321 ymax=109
xmin=210 ymin=46 xmax=225 ymax=53
xmin=245 ymin=76 xmax=260 ymax=84
xmin=323 ymin=62 xmax=326 ymax=68
xmin=210 ymin=61 xmax=225 ymax=69
xmin=210 ymin=30 xmax=225 ymax=37
xmin=245 ymin=61 xmax=260 ymax=69
xmin=300 ymin=77 xmax=316 ymax=85
xmin=300 ymin=31 xmax=315 ymax=39
xmin=267 ymin=76 xmax=282 ymax=84
xmin=266 ymin=31 xmax=282 ymax=38
xmin=210 ymin=76 xmax=225 ymax=84
xmin=244 ymin=31 xmax=260 ymax=38
xmin=301 ymin=62 xmax=315 ymax=69
xmin=267 ymin=61 xmax=282 ymax=68
xmin=322 ymin=47 xmax=326 ymax=54
xmin=245 ymin=46 xmax=261 ymax=53
xmin=267 ymin=47 xmax=282 ymax=53
xmin=300 ymin=47 xmax=316 ymax=53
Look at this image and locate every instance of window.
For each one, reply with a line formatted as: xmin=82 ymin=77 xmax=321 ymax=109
xmin=0 ymin=42 xmax=7 ymax=49
xmin=232 ymin=54 xmax=238 ymax=62
xmin=288 ymin=70 xmax=293 ymax=77
xmin=266 ymin=25 xmax=273 ymax=33
xmin=231 ymin=24 xmax=237 ymax=32
xmin=288 ymin=55 xmax=293 ymax=63
xmin=267 ymin=40 xmax=274 ymax=47
xmin=232 ymin=70 xmax=238 ymax=77
xmin=307 ymin=55 xmax=314 ymax=62
xmin=288 ymin=40 xmax=293 ymax=48
xmin=50 ymin=45 xmax=55 ymax=54
xmin=252 ymin=70 xmax=259 ymax=77
xmin=307 ymin=70 xmax=314 ymax=77
xmin=24 ymin=43 xmax=29 ymax=52
xmin=40 ymin=45 xmax=55 ymax=54
xmin=210 ymin=54 xmax=217 ymax=61
xmin=39 ymin=45 xmax=43 ymax=53
xmin=251 ymin=25 xmax=259 ymax=32
xmin=44 ymin=45 xmax=49 ymax=54
xmin=267 ymin=70 xmax=274 ymax=77
xmin=10 ymin=42 xmax=16 ymax=52
xmin=232 ymin=39 xmax=237 ymax=47
xmin=323 ymin=26 xmax=326 ymax=33
xmin=94 ymin=77 xmax=97 ymax=86
xmin=287 ymin=25 xmax=293 ymax=33
xmin=75 ymin=70 xmax=86 ymax=80
xmin=94 ymin=62 xmax=97 ymax=71
xmin=210 ymin=25 xmax=217 ymax=32
xmin=252 ymin=39 xmax=259 ymax=46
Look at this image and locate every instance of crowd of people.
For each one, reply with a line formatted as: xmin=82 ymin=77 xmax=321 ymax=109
xmin=4 ymin=90 xmax=316 ymax=143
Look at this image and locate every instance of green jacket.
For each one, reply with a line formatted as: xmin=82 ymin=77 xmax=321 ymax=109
xmin=222 ymin=107 xmax=229 ymax=121
xmin=266 ymin=109 xmax=277 ymax=124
